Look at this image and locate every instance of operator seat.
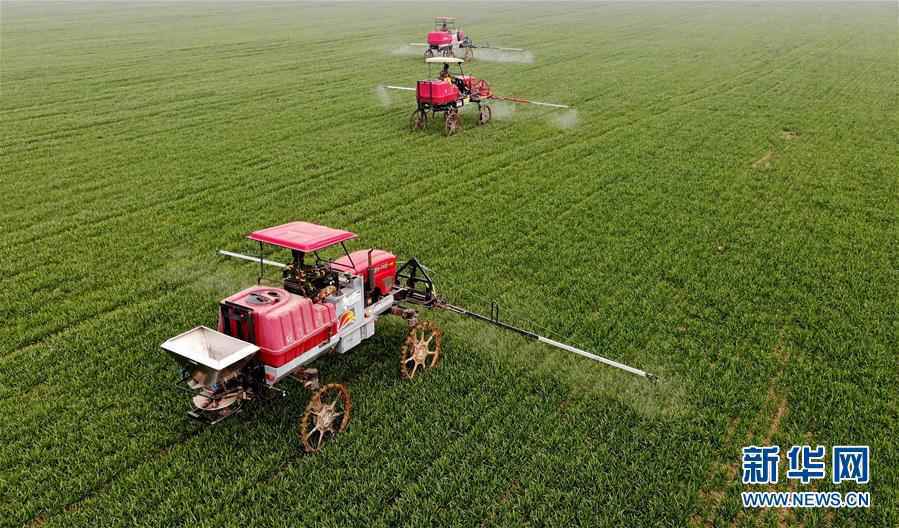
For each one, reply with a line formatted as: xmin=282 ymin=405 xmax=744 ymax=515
xmin=453 ymin=77 xmax=467 ymax=95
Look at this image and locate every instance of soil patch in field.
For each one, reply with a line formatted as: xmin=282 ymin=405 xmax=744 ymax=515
xmin=752 ymin=150 xmax=775 ymax=169
xmin=762 ymin=388 xmax=788 ymax=445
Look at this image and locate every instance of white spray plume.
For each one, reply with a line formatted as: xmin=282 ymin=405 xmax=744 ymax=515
xmin=388 ymin=44 xmax=532 ymax=64
xmin=472 ymin=49 xmax=534 ymax=64
xmin=490 ymin=100 xmax=516 ymax=120
xmin=390 ymin=44 xmax=424 ymax=57
xmin=375 ymin=85 xmax=392 ymax=108
xmin=550 ymin=110 xmax=579 ymax=129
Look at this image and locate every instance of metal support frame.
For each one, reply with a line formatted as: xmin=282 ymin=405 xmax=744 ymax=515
xmin=392 ymin=258 xmax=437 ymax=305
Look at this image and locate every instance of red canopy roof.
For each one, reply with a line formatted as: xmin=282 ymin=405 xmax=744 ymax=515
xmin=248 ymin=222 xmax=357 ymax=252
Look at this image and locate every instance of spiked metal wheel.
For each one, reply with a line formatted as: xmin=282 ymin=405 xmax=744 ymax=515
xmin=424 ymin=48 xmax=434 ymax=58
xmin=300 ymin=383 xmax=351 ymax=453
xmin=478 ymin=105 xmax=492 ymax=125
xmin=444 ymin=109 xmax=461 ymax=136
xmin=410 ymin=109 xmax=428 ymax=131
xmin=400 ymin=320 xmax=443 ymax=379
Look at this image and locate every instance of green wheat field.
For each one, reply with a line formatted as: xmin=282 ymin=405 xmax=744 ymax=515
xmin=2 ymin=1 xmax=896 ymax=526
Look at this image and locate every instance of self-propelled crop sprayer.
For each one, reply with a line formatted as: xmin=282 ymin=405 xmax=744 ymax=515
xmin=407 ymin=17 xmax=528 ymax=61
xmin=385 ymin=57 xmax=569 ymax=135
xmin=162 ymin=222 xmax=654 ymax=452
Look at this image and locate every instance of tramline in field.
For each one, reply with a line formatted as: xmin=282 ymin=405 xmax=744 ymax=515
xmin=162 ymin=221 xmax=654 ymax=452
xmin=408 ymin=16 xmax=527 ymax=61
xmin=385 ymin=57 xmax=570 ymax=135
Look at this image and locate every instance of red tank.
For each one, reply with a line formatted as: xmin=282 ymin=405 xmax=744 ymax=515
xmin=427 ymin=31 xmax=453 ymax=46
xmin=416 ymin=80 xmax=460 ymax=105
xmin=332 ymin=249 xmax=397 ymax=297
xmin=219 ymin=286 xmax=336 ymax=367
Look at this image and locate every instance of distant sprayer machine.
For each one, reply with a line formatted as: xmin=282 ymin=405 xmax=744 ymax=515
xmin=162 ymin=222 xmax=654 ymax=452
xmin=408 ymin=16 xmax=527 ymax=61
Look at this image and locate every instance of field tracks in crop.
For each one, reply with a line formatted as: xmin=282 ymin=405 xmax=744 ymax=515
xmin=690 ymin=332 xmax=796 ymax=527
xmin=4 ymin=67 xmax=458 ymax=248
xmin=3 ymin=22 xmax=832 ymax=250
xmin=627 ymin=34 xmax=851 ymax=143
xmin=0 ymin=274 xmax=210 ymax=399
xmin=23 ymin=426 xmax=206 ymax=528
xmin=196 ymin=359 xmax=543 ymax=526
xmin=746 ymin=32 xmax=865 ymax=172
xmin=376 ymin=367 xmax=551 ymax=525
xmin=3 ymin=17 xmax=804 ymax=242
xmin=0 ymin=265 xmax=210 ymax=365
xmin=3 ymin=150 xmax=369 ymax=271
xmin=0 ymin=43 xmax=378 ymax=211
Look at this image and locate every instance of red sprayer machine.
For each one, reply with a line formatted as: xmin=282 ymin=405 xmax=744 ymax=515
xmin=162 ymin=222 xmax=654 ymax=452
xmin=385 ymin=57 xmax=570 ymax=135
xmin=409 ymin=17 xmax=527 ymax=61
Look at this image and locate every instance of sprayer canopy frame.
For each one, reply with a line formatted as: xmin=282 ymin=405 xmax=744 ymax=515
xmin=425 ymin=57 xmax=465 ymax=80
xmin=434 ymin=17 xmax=456 ymax=30
xmin=425 ymin=57 xmax=464 ymax=64
xmin=248 ymin=221 xmax=357 ymax=252
xmin=247 ymin=221 xmax=360 ymax=281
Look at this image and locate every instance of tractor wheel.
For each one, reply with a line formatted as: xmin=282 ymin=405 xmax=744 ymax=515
xmin=442 ymin=47 xmax=455 ymax=58
xmin=400 ymin=320 xmax=443 ymax=379
xmin=478 ymin=105 xmax=492 ymax=126
xmin=300 ymin=383 xmax=351 ymax=453
xmin=424 ymin=48 xmax=434 ymax=59
xmin=410 ymin=109 xmax=427 ymax=131
xmin=444 ymin=109 xmax=461 ymax=136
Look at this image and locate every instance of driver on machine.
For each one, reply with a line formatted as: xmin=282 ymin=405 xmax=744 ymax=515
xmin=438 ymin=63 xmax=452 ymax=82
xmin=282 ymin=251 xmax=337 ymax=301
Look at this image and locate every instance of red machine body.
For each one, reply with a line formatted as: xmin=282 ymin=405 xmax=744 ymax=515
xmin=416 ymin=75 xmax=490 ymax=106
xmin=215 ymin=223 xmax=399 ymax=368
xmin=332 ymin=249 xmax=397 ymax=297
xmin=416 ymin=80 xmax=460 ymax=105
xmin=219 ymin=286 xmax=337 ymax=367
xmin=461 ymin=75 xmax=491 ymax=97
xmin=424 ymin=17 xmax=466 ymax=57
xmin=427 ymin=31 xmax=454 ymax=47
